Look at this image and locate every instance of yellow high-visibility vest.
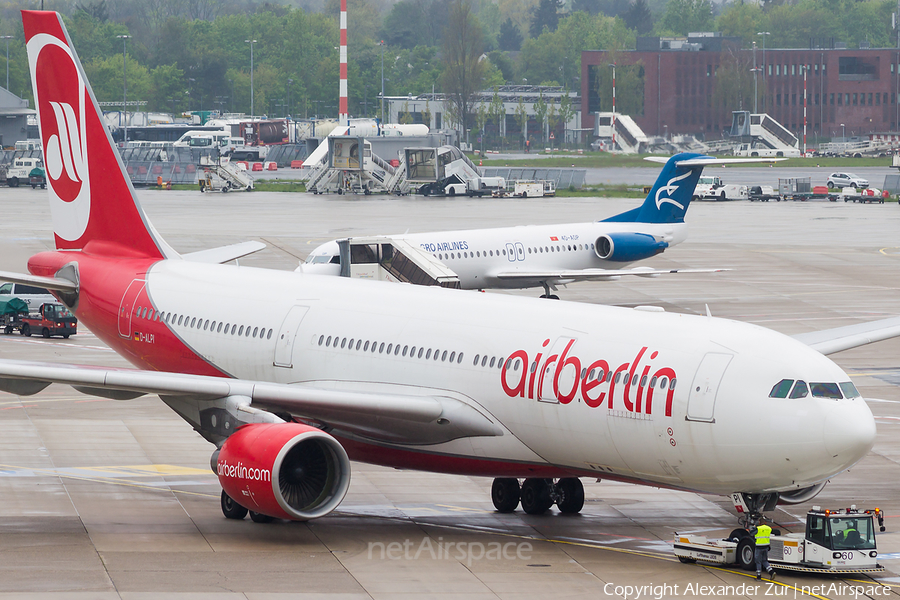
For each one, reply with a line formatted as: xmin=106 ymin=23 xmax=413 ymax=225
xmin=755 ymin=524 xmax=772 ymax=546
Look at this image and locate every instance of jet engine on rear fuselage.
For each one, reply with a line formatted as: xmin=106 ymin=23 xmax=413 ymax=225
xmin=595 ymin=232 xmax=668 ymax=262
xmin=215 ymin=423 xmax=351 ymax=520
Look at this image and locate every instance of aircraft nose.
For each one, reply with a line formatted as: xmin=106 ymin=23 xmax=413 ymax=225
xmin=823 ymin=401 xmax=876 ymax=463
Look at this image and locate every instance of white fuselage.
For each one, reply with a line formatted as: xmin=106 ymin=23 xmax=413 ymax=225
xmin=301 ymin=220 xmax=687 ymax=290
xmin=139 ymin=260 xmax=874 ymax=495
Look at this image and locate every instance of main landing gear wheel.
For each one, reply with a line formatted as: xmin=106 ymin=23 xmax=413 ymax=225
xmin=539 ymin=294 xmax=560 ymax=300
xmin=249 ymin=510 xmax=275 ymax=523
xmin=221 ymin=490 xmax=248 ymax=520
xmin=735 ymin=537 xmax=755 ymax=570
xmin=520 ymin=478 xmax=554 ymax=515
xmin=491 ymin=478 xmax=521 ymax=513
xmin=555 ymin=478 xmax=585 ymax=514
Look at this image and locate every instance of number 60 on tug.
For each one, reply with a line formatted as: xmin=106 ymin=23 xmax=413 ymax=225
xmin=674 ymin=506 xmax=886 ymax=574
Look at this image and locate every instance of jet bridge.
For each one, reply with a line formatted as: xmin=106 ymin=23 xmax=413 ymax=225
xmin=337 ymin=237 xmax=460 ymax=288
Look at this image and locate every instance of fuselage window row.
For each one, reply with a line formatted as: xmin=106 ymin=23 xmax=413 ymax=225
xmin=133 ymin=306 xmax=273 ymax=340
xmin=315 ymin=333 xmax=465 ymax=364
xmin=434 ymin=243 xmax=596 ymax=262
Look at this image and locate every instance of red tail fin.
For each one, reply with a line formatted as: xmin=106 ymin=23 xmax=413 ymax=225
xmin=23 ymin=11 xmax=172 ymax=258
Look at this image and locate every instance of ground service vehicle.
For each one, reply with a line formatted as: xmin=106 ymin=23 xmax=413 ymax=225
xmin=693 ymin=176 xmax=748 ymax=201
xmin=29 ymin=167 xmax=46 ymax=189
xmin=7 ymin=157 xmax=42 ymax=187
xmin=748 ymin=185 xmax=780 ymax=201
xmin=17 ymin=303 xmax=77 ymax=338
xmin=0 ymin=297 xmax=28 ymax=334
xmin=674 ymin=506 xmax=885 ymax=574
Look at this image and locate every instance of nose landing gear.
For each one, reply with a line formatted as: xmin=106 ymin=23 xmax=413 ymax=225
xmin=490 ymin=478 xmax=585 ymax=515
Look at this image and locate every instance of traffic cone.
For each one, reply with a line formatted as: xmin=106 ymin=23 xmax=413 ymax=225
xmin=479 ymin=158 xmax=483 ymax=166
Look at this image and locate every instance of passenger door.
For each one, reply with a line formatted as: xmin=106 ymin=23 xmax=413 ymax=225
xmin=274 ymin=305 xmax=310 ymax=368
xmin=685 ymin=352 xmax=733 ymax=422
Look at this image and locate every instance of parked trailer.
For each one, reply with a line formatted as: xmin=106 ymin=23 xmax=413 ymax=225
xmin=748 ymin=185 xmax=780 ymax=202
xmin=674 ymin=506 xmax=885 ymax=574
xmin=839 ymin=188 xmax=887 ymax=204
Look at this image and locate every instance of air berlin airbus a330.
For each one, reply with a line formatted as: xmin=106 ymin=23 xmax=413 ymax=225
xmin=1 ymin=10 xmax=898 ymax=523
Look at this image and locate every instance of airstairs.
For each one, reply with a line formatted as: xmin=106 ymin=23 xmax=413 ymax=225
xmin=594 ymin=112 xmax=648 ymax=153
xmin=306 ymin=136 xmax=403 ymax=195
xmin=337 ymin=237 xmax=460 ymax=288
xmin=199 ymin=156 xmax=254 ymax=192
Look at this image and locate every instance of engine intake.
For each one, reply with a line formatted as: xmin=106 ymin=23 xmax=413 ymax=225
xmin=777 ymin=482 xmax=826 ymax=505
xmin=216 ymin=423 xmax=351 ymax=521
xmin=595 ymin=232 xmax=668 ymax=262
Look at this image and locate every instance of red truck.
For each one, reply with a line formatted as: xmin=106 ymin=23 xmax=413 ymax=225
xmin=18 ymin=303 xmax=77 ymax=338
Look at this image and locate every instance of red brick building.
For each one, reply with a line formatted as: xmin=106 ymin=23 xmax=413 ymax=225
xmin=582 ymin=36 xmax=900 ymax=140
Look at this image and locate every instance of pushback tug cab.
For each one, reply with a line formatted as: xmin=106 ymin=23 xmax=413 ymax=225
xmin=674 ymin=506 xmax=885 ymax=574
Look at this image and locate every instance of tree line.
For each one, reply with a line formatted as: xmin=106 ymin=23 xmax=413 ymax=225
xmin=0 ymin=0 xmax=893 ymax=134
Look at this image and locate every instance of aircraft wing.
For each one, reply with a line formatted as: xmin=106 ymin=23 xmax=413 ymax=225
xmin=182 ymin=241 xmax=266 ymax=264
xmin=0 ymin=359 xmax=502 ymax=445
xmin=792 ymin=316 xmax=900 ymax=355
xmin=495 ymin=266 xmax=728 ymax=283
xmin=0 ymin=270 xmax=78 ymax=292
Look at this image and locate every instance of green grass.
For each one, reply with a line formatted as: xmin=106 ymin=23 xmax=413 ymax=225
xmin=253 ymin=180 xmax=307 ymax=192
xmin=553 ymin=184 xmax=648 ymax=198
xmin=478 ymin=152 xmax=895 ymax=169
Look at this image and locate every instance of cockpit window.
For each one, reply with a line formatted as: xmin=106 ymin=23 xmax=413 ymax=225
xmin=839 ymin=382 xmax=860 ymax=399
xmin=769 ymin=379 xmax=794 ymax=398
xmin=789 ymin=380 xmax=809 ymax=399
xmin=308 ymin=255 xmax=334 ymax=264
xmin=810 ymin=382 xmax=842 ymax=399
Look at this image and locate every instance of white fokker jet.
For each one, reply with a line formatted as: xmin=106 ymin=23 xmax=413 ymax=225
xmin=298 ymin=153 xmax=760 ymax=298
xmin=2 ymin=10 xmax=900 ymax=524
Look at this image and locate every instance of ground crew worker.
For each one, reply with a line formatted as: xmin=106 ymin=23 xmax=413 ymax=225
xmin=750 ymin=520 xmax=776 ymax=580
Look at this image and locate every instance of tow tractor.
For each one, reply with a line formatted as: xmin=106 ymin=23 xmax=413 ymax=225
xmin=3 ymin=302 xmax=78 ymax=338
xmin=674 ymin=505 xmax=885 ymax=574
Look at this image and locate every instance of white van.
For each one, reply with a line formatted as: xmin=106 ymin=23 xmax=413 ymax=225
xmin=6 ymin=157 xmax=43 ymax=187
xmin=0 ymin=282 xmax=57 ymax=312
xmin=172 ymin=130 xmax=231 ymax=148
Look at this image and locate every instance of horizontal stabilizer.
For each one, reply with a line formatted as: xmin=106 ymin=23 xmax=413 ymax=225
xmin=644 ymin=157 xmax=787 ymax=167
xmin=182 ymin=241 xmax=266 ymax=264
xmin=793 ymin=316 xmax=900 ymax=355
xmin=0 ymin=270 xmax=78 ymax=292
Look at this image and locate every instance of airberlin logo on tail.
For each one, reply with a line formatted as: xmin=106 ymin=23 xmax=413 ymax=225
xmin=501 ymin=338 xmax=678 ymax=417
xmin=26 ymin=32 xmax=91 ymax=242
xmin=655 ymin=170 xmax=691 ymax=211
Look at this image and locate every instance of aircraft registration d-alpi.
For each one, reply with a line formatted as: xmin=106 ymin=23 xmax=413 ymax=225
xmin=3 ymin=10 xmax=900 ymax=524
xmin=298 ymin=155 xmax=739 ymax=297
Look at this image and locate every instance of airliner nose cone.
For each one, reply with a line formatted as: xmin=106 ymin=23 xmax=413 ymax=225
xmin=823 ymin=401 xmax=876 ymax=462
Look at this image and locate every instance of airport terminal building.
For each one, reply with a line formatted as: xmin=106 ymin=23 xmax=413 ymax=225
xmin=582 ymin=35 xmax=900 ymax=140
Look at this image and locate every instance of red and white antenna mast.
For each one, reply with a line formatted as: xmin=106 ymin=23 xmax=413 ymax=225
xmin=339 ymin=0 xmax=348 ymax=125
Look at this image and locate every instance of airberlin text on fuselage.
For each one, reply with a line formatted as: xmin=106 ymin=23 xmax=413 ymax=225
xmin=501 ymin=339 xmax=677 ymax=416
xmin=217 ymin=460 xmax=272 ymax=482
